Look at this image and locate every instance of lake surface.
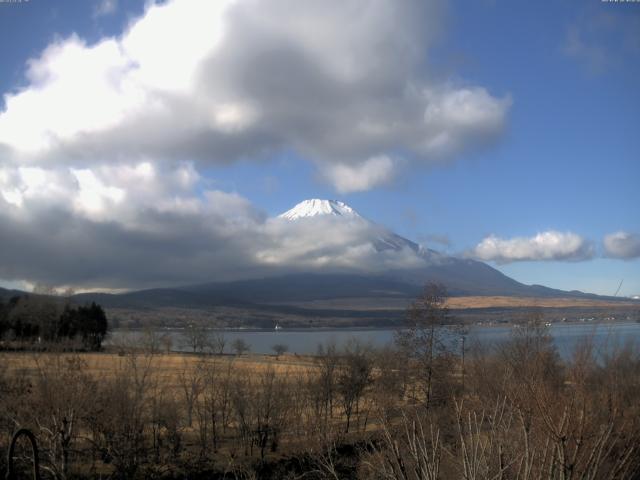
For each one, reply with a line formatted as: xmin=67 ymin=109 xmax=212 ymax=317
xmin=108 ymin=322 xmax=640 ymax=358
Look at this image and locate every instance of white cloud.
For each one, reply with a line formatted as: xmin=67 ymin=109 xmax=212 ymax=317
xmin=255 ymin=215 xmax=424 ymax=272
xmin=468 ymin=231 xmax=594 ymax=264
xmin=0 ymin=0 xmax=510 ymax=192
xmin=604 ymin=231 xmax=640 ymax=259
xmin=0 ymin=0 xmax=513 ymax=288
xmin=0 ymin=161 xmax=202 ymax=223
xmin=94 ymin=0 xmax=118 ymax=18
xmin=420 ymin=86 xmax=512 ymax=156
xmin=562 ymin=10 xmax=640 ymax=74
xmin=322 ymin=156 xmax=396 ymax=193
xmin=563 ymin=25 xmax=608 ymax=74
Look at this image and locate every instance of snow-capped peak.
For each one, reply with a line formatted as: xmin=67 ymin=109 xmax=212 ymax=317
xmin=278 ymin=199 xmax=427 ymax=255
xmin=279 ymin=199 xmax=361 ymax=221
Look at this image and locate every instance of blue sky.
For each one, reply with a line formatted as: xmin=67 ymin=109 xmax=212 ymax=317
xmin=0 ymin=0 xmax=638 ymax=295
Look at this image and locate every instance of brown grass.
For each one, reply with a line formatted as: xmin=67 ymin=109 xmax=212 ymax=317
xmin=445 ymin=295 xmax=638 ymax=309
xmin=1 ymin=350 xmax=317 ymax=395
xmin=279 ymin=295 xmax=638 ymax=310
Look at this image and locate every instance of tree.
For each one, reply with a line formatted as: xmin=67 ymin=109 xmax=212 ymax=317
xmin=0 ymin=298 xmax=9 ymax=340
xmin=207 ymin=332 xmax=226 ymax=355
xmin=395 ymin=282 xmax=453 ymax=407
xmin=500 ymin=309 xmax=563 ymax=396
xmin=336 ymin=340 xmax=372 ymax=433
xmin=1 ymin=297 xmax=108 ymax=349
xmin=272 ymin=343 xmax=288 ymax=358
xmin=232 ymin=338 xmax=251 ymax=356
xmin=253 ymin=367 xmax=292 ymax=460
xmin=177 ymin=360 xmax=204 ymax=427
xmin=29 ymin=354 xmax=95 ymax=479
xmin=88 ymin=351 xmax=156 ymax=479
xmin=181 ymin=324 xmax=207 ymax=353
xmin=311 ymin=342 xmax=339 ymax=433
xmin=160 ymin=332 xmax=173 ymax=354
xmin=7 ymin=295 xmax=62 ymax=342
xmin=141 ymin=328 xmax=163 ymax=354
xmin=58 ymin=302 xmax=108 ymax=350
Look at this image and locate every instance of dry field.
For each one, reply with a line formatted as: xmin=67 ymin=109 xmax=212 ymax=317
xmin=3 ymin=329 xmax=640 ymax=479
xmin=445 ymin=295 xmax=639 ymax=309
xmin=1 ymin=350 xmax=317 ymax=389
xmin=279 ymin=295 xmax=639 ymax=310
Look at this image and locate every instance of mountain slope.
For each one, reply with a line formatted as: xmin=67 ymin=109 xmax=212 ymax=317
xmin=19 ymin=199 xmax=631 ymax=316
xmin=0 ymin=287 xmax=25 ymax=301
xmin=279 ymin=198 xmax=421 ymax=253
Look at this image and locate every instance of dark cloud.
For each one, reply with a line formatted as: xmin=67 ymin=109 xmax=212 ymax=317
xmin=0 ymin=190 xmax=425 ymax=289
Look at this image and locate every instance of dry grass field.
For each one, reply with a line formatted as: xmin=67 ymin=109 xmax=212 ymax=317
xmin=3 ymin=325 xmax=640 ymax=479
xmin=445 ymin=295 xmax=639 ymax=308
xmin=0 ymin=350 xmax=318 ymax=478
xmin=1 ymin=350 xmax=318 ymax=391
xmin=280 ymin=295 xmax=640 ymax=311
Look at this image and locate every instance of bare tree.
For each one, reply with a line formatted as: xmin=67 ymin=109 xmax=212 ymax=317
xmin=200 ymin=357 xmax=235 ymax=452
xmin=371 ymin=345 xmax=410 ymax=420
xmin=177 ymin=359 xmax=204 ymax=427
xmin=271 ymin=343 xmax=288 ymax=359
xmin=149 ymin=379 xmax=183 ymax=464
xmin=161 ymin=332 xmax=173 ymax=354
xmin=336 ymin=340 xmax=372 ymax=433
xmin=395 ymin=282 xmax=454 ymax=407
xmin=28 ymin=354 xmax=95 ymax=479
xmin=232 ymin=338 xmax=251 ymax=356
xmin=88 ymin=351 xmax=157 ymax=479
xmin=365 ymin=411 xmax=442 ymax=480
xmin=207 ymin=331 xmax=226 ymax=355
xmin=181 ymin=324 xmax=208 ymax=353
xmin=252 ymin=367 xmax=292 ymax=461
xmin=141 ymin=328 xmax=163 ymax=355
xmin=312 ymin=342 xmax=340 ymax=435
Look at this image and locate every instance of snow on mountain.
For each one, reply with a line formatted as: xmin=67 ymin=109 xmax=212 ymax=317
xmin=279 ymin=199 xmax=361 ymax=220
xmin=278 ymin=199 xmax=425 ymax=255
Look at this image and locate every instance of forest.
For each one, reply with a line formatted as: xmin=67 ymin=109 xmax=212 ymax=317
xmin=0 ymin=296 xmax=108 ymax=351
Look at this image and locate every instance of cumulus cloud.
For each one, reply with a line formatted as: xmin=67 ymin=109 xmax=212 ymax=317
xmin=322 ymin=156 xmax=396 ymax=193
xmin=604 ymin=232 xmax=640 ymax=259
xmin=0 ymin=0 xmax=511 ymax=288
xmin=0 ymin=0 xmax=510 ymax=192
xmin=468 ymin=231 xmax=594 ymax=264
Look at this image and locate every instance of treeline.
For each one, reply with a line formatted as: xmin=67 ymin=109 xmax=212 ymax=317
xmin=0 ymin=295 xmax=108 ymax=350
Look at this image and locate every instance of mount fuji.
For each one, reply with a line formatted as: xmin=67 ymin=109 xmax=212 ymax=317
xmin=67 ymin=198 xmax=629 ymax=328
xmin=278 ymin=199 xmax=423 ymax=254
xmin=279 ymin=199 xmax=361 ymax=220
xmin=273 ymin=200 xmax=576 ymax=297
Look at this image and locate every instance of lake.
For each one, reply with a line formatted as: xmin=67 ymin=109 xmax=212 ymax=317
xmin=108 ymin=322 xmax=640 ymax=358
